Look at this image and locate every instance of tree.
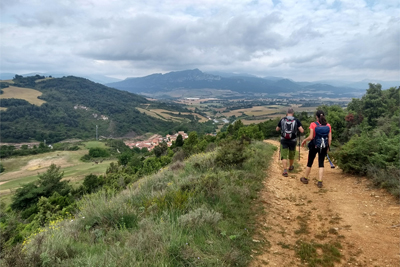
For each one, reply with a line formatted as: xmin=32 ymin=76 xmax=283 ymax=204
xmin=183 ymin=131 xmax=199 ymax=154
xmin=362 ymin=83 xmax=386 ymax=126
xmin=82 ymin=174 xmax=104 ymax=194
xmin=175 ymin=134 xmax=184 ymax=147
xmin=118 ymin=152 xmax=132 ymax=166
xmin=324 ymin=105 xmax=346 ymax=141
xmin=11 ymin=183 xmax=43 ymax=211
xmin=153 ymin=142 xmax=168 ymax=157
xmin=89 ymin=147 xmax=110 ymax=158
xmin=37 ymin=164 xmax=71 ymax=197
xmin=141 ymin=157 xmax=161 ymax=175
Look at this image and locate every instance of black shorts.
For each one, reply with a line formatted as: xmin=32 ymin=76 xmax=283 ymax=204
xmin=281 ymin=139 xmax=297 ymax=150
xmin=307 ymin=145 xmax=328 ymax=168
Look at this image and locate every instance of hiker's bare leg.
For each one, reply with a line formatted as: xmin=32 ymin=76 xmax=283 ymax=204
xmin=289 ymin=159 xmax=294 ymax=167
xmin=282 ymin=159 xmax=287 ymax=170
xmin=304 ymin=166 xmax=311 ymax=178
xmin=318 ymin=167 xmax=324 ymax=181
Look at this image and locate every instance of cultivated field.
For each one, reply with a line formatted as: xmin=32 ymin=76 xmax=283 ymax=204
xmin=222 ymin=105 xmax=284 ymax=117
xmin=0 ymin=85 xmax=46 ymax=106
xmin=0 ymin=79 xmax=14 ymax=84
xmin=0 ymin=141 xmax=116 ymax=203
xmin=136 ymin=107 xmax=208 ymax=122
xmin=136 ymin=107 xmax=184 ymax=122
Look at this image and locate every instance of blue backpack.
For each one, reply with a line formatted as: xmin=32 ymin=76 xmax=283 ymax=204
xmin=313 ymin=122 xmax=330 ymax=149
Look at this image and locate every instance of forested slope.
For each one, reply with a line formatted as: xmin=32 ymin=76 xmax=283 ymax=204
xmin=0 ymin=75 xmax=214 ymax=143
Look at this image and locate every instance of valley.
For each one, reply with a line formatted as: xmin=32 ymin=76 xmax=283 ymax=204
xmin=0 ymin=74 xmax=353 ymax=202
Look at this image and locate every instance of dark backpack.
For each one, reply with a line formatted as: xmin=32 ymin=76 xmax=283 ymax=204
xmin=313 ymin=121 xmax=330 ymax=149
xmin=281 ymin=117 xmax=297 ymax=139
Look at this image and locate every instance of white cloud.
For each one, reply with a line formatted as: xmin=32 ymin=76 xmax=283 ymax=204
xmin=0 ymin=0 xmax=399 ymax=81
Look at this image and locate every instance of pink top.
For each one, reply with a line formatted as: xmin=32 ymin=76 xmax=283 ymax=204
xmin=309 ymin=122 xmax=331 ymax=138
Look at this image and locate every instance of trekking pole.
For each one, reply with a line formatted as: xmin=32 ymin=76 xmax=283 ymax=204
xmin=298 ymin=132 xmax=301 ymax=161
xmin=278 ymin=141 xmax=281 ymax=163
xmin=326 ymin=154 xmax=335 ymax=168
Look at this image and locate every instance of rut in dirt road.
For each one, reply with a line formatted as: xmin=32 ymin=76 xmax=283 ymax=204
xmin=250 ymin=140 xmax=400 ymax=267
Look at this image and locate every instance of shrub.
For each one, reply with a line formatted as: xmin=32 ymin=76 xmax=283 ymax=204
xmin=215 ymin=141 xmax=247 ymax=168
xmin=172 ymin=150 xmax=186 ymax=162
xmin=367 ymin=165 xmax=400 ymax=198
xmin=178 ymin=207 xmax=222 ymax=227
xmin=88 ymin=147 xmax=110 ymax=158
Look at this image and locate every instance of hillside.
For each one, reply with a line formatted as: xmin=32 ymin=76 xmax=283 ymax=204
xmin=0 ymin=83 xmax=398 ymax=265
xmin=0 ymin=75 xmax=206 ymax=143
xmin=106 ymin=69 xmax=364 ymax=99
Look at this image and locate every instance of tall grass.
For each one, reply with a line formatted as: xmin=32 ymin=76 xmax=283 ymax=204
xmin=3 ymin=141 xmax=275 ymax=266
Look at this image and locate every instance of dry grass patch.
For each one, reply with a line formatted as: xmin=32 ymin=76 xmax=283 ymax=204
xmin=242 ymin=119 xmax=270 ymax=125
xmin=136 ymin=107 xmax=169 ymax=121
xmin=222 ymin=106 xmax=285 ymax=117
xmin=137 ymin=107 xmax=206 ymax=122
xmin=0 ymin=86 xmax=46 ymax=106
xmin=1 ymin=79 xmax=14 ymax=83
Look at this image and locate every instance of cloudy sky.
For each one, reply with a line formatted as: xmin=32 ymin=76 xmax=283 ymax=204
xmin=1 ymin=0 xmax=399 ymax=82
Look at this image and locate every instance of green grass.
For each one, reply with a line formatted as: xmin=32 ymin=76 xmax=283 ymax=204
xmin=0 ymin=174 xmax=40 ymax=191
xmin=82 ymin=141 xmax=107 ymax=149
xmin=14 ymin=141 xmax=275 ymax=266
xmin=295 ymin=240 xmax=342 ymax=267
xmin=0 ymin=160 xmax=113 ymax=191
xmin=1 ymin=150 xmax=87 ymax=174
xmin=0 ymin=147 xmax=116 ymax=198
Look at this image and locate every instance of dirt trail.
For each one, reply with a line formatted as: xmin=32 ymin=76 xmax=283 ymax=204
xmin=251 ymin=140 xmax=400 ymax=267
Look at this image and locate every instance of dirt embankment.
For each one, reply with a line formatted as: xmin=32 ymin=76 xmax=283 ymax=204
xmin=251 ymin=140 xmax=399 ymax=267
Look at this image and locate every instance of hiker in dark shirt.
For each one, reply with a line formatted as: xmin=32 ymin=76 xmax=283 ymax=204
xmin=276 ymin=108 xmax=304 ymax=177
xmin=300 ymin=110 xmax=332 ymax=188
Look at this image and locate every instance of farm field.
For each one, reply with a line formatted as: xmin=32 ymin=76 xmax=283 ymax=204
xmin=136 ymin=107 xmax=208 ymax=122
xmin=173 ymin=97 xmax=324 ymax=130
xmin=222 ymin=105 xmax=284 ymax=117
xmin=157 ymin=109 xmax=209 ymax=122
xmin=0 ymin=141 xmax=116 ymax=202
xmin=0 ymin=85 xmax=46 ymax=106
xmin=136 ymin=107 xmax=185 ymax=122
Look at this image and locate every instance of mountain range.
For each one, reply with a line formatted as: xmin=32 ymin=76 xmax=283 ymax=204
xmin=106 ymin=69 xmax=379 ymax=99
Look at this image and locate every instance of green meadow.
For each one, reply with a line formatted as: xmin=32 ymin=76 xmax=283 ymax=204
xmin=0 ymin=141 xmax=116 ymax=202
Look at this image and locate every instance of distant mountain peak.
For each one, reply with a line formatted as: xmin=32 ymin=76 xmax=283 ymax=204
xmin=106 ymin=68 xmax=363 ymax=98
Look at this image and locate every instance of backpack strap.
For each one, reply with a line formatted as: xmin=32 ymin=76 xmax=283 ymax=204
xmin=280 ymin=118 xmax=286 ymax=137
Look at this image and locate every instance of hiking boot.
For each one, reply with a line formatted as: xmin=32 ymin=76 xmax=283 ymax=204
xmin=289 ymin=165 xmax=294 ymax=171
xmin=282 ymin=171 xmax=288 ymax=177
xmin=317 ymin=181 xmax=323 ymax=188
xmin=300 ymin=177 xmax=308 ymax=184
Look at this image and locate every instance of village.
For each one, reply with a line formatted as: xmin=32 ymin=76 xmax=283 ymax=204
xmin=123 ymin=131 xmax=189 ymax=151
